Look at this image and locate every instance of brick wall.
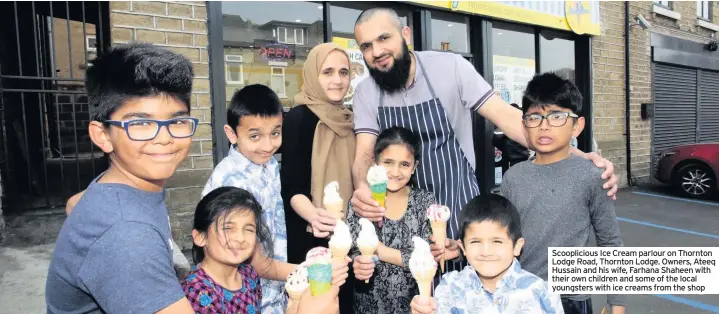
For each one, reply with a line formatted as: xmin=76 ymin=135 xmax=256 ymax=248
xmin=110 ymin=1 xmax=212 ymax=249
xmin=593 ymin=1 xmax=717 ymax=186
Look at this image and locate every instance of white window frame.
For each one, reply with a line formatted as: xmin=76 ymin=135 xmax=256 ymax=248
xmin=276 ymin=27 xmax=304 ymax=44
xmin=86 ymin=35 xmax=97 ymax=52
xmin=270 ymin=66 xmax=286 ymax=98
xmin=277 ymin=27 xmax=287 ymax=43
xmin=697 ymin=0 xmax=711 ymax=20
xmin=294 ymin=29 xmax=304 ymax=45
xmin=654 ymin=0 xmax=671 ymax=8
xmin=224 ymin=55 xmax=244 ymax=85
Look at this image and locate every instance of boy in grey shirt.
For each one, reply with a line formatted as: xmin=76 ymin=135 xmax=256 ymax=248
xmin=501 ymin=73 xmax=626 ymax=314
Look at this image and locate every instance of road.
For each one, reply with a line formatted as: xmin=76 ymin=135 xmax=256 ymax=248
xmin=591 ymin=186 xmax=719 ymax=314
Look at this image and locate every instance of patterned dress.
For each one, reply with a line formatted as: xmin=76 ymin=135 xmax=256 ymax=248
xmin=348 ymin=188 xmax=435 ymax=314
xmin=202 ymin=145 xmax=288 ymax=314
xmin=434 ymin=259 xmax=564 ymax=314
xmin=183 ymin=264 xmax=262 ymax=314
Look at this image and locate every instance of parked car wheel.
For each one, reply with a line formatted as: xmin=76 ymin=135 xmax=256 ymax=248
xmin=672 ymin=163 xmax=716 ymax=198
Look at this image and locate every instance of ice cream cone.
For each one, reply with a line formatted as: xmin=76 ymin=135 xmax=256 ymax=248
xmin=409 ymin=237 xmax=438 ymax=298
xmin=330 ymin=244 xmax=351 ymax=261
xmin=324 ymin=200 xmax=344 ymax=220
xmin=412 ymin=268 xmax=437 ymax=296
xmin=431 ymin=220 xmax=447 ymax=272
xmin=323 ymin=182 xmax=345 ymax=220
xmin=306 ymin=247 xmax=333 ymax=296
xmin=359 ymin=244 xmax=377 ymax=283
xmin=286 ymin=288 xmax=303 ymax=301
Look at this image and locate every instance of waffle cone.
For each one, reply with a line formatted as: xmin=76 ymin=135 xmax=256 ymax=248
xmin=430 ymin=221 xmax=447 ymax=272
xmin=286 ymin=288 xmax=304 ymax=301
xmin=358 ymin=244 xmax=377 ymax=283
xmin=330 ymin=244 xmax=351 ymax=261
xmin=412 ymin=267 xmax=437 ymax=296
xmin=324 ymin=201 xmax=344 ymax=220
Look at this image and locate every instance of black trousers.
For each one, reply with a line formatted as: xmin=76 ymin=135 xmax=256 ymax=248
xmin=562 ymin=298 xmax=594 ymax=314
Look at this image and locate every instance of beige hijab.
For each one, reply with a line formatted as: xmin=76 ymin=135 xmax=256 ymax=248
xmin=294 ymin=43 xmax=356 ymax=220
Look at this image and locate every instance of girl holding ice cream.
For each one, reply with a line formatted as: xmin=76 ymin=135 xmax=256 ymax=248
xmin=348 ymin=127 xmax=436 ymax=313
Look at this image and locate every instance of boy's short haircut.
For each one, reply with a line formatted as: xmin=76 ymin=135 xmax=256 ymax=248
xmin=521 ymin=72 xmax=583 ymax=116
xmin=227 ymin=84 xmax=284 ymax=130
xmin=86 ymin=43 xmax=194 ymax=122
xmin=459 ymin=194 xmax=522 ymax=243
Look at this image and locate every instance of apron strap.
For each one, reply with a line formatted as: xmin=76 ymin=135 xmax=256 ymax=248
xmin=414 ymin=53 xmax=438 ymax=101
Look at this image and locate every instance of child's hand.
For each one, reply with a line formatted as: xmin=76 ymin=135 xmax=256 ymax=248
xmin=353 ymin=255 xmax=377 ymax=281
xmin=429 ymin=236 xmax=460 ymax=262
xmin=331 ymin=256 xmax=351 ymax=286
xmin=295 ymin=283 xmax=340 ymax=314
xmin=311 ymin=208 xmax=337 ymax=238
xmin=410 ymin=295 xmax=437 ymax=314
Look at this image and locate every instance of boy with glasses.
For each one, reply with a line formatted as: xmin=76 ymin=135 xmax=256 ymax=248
xmin=500 ymin=73 xmax=626 ymax=314
xmin=46 ymin=43 xmax=200 ymax=313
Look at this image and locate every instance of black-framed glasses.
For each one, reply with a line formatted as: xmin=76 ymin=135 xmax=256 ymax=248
xmin=104 ymin=117 xmax=199 ymax=141
xmin=522 ymin=112 xmax=579 ymax=128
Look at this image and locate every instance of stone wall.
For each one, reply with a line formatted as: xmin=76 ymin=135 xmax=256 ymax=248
xmin=110 ymin=1 xmax=213 ymax=249
xmin=593 ymin=1 xmax=717 ymax=186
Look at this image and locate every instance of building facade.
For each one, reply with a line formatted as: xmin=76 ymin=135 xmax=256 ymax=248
xmin=2 ymin=1 xmax=717 ymax=245
xmin=594 ymin=1 xmax=719 ymax=187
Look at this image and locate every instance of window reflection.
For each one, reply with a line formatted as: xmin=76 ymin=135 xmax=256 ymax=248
xmin=431 ymin=11 xmax=469 ymax=53
xmin=491 ymin=23 xmax=536 ymax=107
xmin=540 ymin=31 xmax=575 ymax=82
xmin=221 ymin=1 xmax=324 ymax=107
xmin=330 ymin=3 xmax=414 ymax=108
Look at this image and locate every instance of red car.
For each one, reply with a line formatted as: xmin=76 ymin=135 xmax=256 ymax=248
xmin=655 ymin=143 xmax=719 ymax=198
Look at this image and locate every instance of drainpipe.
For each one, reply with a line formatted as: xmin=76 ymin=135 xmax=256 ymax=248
xmin=624 ymin=1 xmax=633 ymax=187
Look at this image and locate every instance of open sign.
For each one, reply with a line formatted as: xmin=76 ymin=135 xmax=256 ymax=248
xmin=256 ymin=41 xmax=294 ymax=61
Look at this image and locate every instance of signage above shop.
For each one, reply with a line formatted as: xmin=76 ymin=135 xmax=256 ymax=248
xmin=408 ymin=1 xmax=600 ymax=36
xmin=254 ymin=40 xmax=295 ymax=61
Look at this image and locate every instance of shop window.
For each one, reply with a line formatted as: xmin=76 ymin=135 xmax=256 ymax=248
xmin=271 ymin=66 xmax=287 ymax=98
xmin=540 ymin=31 xmax=575 ymax=82
xmin=697 ymin=1 xmax=711 ymax=20
xmin=221 ymin=1 xmax=323 ymax=107
xmin=330 ymin=2 xmax=414 ymax=107
xmin=225 ymin=55 xmax=244 ymax=85
xmin=430 ymin=11 xmax=469 ymax=53
xmin=491 ymin=23 xmax=536 ymax=107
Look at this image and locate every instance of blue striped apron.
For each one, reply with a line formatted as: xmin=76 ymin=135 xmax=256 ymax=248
xmin=377 ymin=54 xmax=480 ymax=274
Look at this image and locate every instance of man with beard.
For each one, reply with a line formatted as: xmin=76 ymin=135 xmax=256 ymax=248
xmin=349 ymin=8 xmax=619 ymax=274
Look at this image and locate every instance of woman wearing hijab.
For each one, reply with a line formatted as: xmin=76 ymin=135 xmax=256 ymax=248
xmin=280 ymin=43 xmax=355 ymax=313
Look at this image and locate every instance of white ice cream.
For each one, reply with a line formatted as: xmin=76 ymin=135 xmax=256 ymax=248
xmin=409 ymin=237 xmax=436 ymax=273
xmin=356 ymin=218 xmax=379 ymax=248
xmin=367 ymin=164 xmax=388 ymax=186
xmin=285 ymin=262 xmax=309 ymax=292
xmin=329 ymin=219 xmax=352 ymax=248
xmin=323 ymin=181 xmax=342 ymax=204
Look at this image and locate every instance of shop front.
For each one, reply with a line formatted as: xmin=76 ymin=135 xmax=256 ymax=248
xmin=207 ymin=1 xmax=600 ymax=194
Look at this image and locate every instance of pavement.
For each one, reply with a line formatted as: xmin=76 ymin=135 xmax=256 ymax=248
xmin=0 ymin=186 xmax=717 ymax=314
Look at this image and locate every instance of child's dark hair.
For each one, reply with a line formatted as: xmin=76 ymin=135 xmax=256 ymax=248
xmin=192 ymin=186 xmax=274 ymax=265
xmin=521 ymin=72 xmax=583 ymax=116
xmin=86 ymin=43 xmax=193 ymax=122
xmin=459 ymin=194 xmax=522 ymax=243
xmin=227 ymin=84 xmax=284 ymax=130
xmin=374 ymin=127 xmax=421 ymax=185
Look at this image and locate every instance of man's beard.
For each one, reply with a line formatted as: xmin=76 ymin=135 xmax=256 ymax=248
xmin=366 ymin=39 xmax=412 ymax=94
